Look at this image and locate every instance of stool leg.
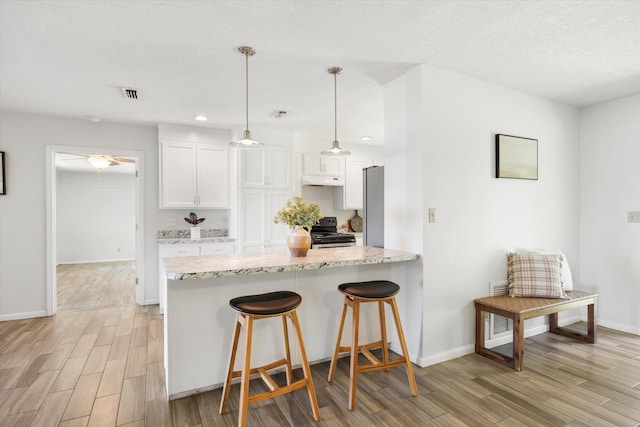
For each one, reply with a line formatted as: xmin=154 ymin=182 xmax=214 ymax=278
xmin=348 ymin=297 xmax=360 ymax=411
xmin=389 ymin=297 xmax=418 ymax=397
xmin=378 ymin=300 xmax=389 ymax=371
xmin=290 ymin=311 xmax=321 ymax=421
xmin=282 ymin=315 xmax=293 ymax=386
xmin=238 ymin=316 xmax=254 ymax=427
xmin=220 ymin=313 xmax=242 ymax=415
xmin=328 ymin=298 xmax=348 ymax=383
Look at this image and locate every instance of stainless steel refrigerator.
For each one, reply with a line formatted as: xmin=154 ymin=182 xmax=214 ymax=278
xmin=363 ymin=165 xmax=384 ymax=247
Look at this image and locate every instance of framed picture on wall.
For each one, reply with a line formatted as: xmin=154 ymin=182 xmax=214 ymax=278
xmin=495 ymin=134 xmax=538 ymax=180
xmin=0 ymin=151 xmax=5 ymax=195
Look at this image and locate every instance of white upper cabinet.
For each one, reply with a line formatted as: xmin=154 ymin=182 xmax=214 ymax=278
xmin=303 ymin=154 xmax=344 ymax=177
xmin=335 ymin=157 xmax=384 ymax=210
xmin=160 ymin=141 xmax=229 ymax=209
xmin=196 ymin=144 xmax=229 ymax=208
xmin=240 ymin=146 xmax=291 ymax=189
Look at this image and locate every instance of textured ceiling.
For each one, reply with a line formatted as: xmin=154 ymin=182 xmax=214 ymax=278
xmin=1 ymin=0 xmax=639 ymax=148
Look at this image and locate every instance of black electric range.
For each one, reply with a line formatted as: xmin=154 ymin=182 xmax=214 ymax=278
xmin=310 ymin=217 xmax=356 ymax=248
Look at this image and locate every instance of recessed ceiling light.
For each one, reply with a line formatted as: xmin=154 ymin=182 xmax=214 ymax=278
xmin=360 ymin=136 xmax=373 ymax=141
xmin=194 ymin=115 xmax=208 ymax=121
xmin=87 ymin=116 xmax=100 ymax=123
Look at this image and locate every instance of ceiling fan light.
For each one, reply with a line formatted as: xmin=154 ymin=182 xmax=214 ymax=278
xmin=87 ymin=155 xmax=110 ymax=170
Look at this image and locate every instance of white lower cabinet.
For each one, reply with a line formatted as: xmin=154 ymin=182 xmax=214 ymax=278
xmin=240 ymin=189 xmax=291 ymax=254
xmin=159 ymin=241 xmax=236 ymax=313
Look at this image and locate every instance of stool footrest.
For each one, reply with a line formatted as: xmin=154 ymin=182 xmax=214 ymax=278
xmin=358 ymin=358 xmax=406 ymax=373
xmin=229 ymin=357 xmax=288 ymax=379
xmin=248 ymin=378 xmax=310 ymax=404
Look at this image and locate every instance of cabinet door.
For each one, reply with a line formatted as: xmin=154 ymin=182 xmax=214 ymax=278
xmin=161 ymin=244 xmax=200 ymax=258
xmin=322 ymin=156 xmax=344 ymax=176
xmin=161 ymin=142 xmax=197 ymax=208
xmin=200 ymin=242 xmax=236 ymax=255
xmin=267 ymin=146 xmax=291 ymax=188
xmin=267 ymin=190 xmax=291 ymax=250
xmin=239 ymin=190 xmax=267 ymax=253
xmin=240 ymin=148 xmax=266 ymax=187
xmin=197 ymin=145 xmax=229 ymax=208
xmin=303 ymin=154 xmax=344 ymax=176
xmin=343 ymin=159 xmax=371 ymax=210
xmin=240 ymin=146 xmax=291 ymax=189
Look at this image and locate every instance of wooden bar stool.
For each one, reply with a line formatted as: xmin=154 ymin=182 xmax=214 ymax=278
xmin=328 ymin=280 xmax=418 ymax=410
xmin=219 ymin=291 xmax=321 ymax=426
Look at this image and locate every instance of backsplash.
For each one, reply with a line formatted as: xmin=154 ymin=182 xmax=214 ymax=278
xmin=157 ymin=229 xmax=228 ymax=239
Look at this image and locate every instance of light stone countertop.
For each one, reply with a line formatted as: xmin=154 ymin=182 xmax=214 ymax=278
xmin=163 ymin=246 xmax=419 ymax=280
xmin=158 ymin=237 xmax=236 ymax=245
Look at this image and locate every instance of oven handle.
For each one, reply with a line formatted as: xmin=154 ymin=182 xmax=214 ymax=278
xmin=312 ymin=242 xmax=356 ymax=249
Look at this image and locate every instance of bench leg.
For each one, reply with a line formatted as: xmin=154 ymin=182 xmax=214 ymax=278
xmin=549 ymin=302 xmax=597 ymax=344
xmin=512 ymin=314 xmax=524 ymax=371
xmin=475 ymin=305 xmax=519 ymax=370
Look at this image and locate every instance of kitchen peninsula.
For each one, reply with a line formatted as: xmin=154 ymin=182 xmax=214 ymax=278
xmin=162 ymin=246 xmax=421 ymax=399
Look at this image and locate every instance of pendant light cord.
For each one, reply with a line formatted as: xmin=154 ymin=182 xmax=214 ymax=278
xmin=245 ymin=51 xmax=249 ymax=132
xmin=334 ymin=71 xmax=338 ymax=142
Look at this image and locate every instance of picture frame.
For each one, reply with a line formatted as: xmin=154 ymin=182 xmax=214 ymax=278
xmin=0 ymin=151 xmax=5 ymax=195
xmin=495 ymin=134 xmax=538 ymax=180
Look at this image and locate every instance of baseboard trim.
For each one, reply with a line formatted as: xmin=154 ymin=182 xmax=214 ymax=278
xmin=413 ymin=315 xmax=585 ymax=368
xmin=57 ymin=258 xmax=135 ymax=265
xmin=598 ymin=318 xmax=640 ymax=336
xmin=0 ymin=310 xmax=48 ymax=321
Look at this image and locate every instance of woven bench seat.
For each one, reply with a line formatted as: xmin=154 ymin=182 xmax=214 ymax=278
xmin=474 ymin=290 xmax=597 ymax=371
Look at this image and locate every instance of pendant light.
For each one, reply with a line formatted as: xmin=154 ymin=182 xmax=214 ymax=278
xmin=230 ymin=46 xmax=264 ymax=148
xmin=321 ymin=67 xmax=350 ymax=156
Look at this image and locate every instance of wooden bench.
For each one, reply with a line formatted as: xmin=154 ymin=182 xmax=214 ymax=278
xmin=474 ymin=290 xmax=597 ymax=371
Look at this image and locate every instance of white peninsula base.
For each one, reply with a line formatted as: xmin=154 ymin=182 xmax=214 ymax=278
xmin=163 ymin=247 xmax=421 ymax=400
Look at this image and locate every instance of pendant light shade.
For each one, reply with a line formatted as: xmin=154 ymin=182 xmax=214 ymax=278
xmin=321 ymin=67 xmax=350 ymax=156
xmin=230 ymin=46 xmax=264 ymax=148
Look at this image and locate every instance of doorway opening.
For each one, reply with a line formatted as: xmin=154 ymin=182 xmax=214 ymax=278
xmin=46 ymin=146 xmax=145 ymax=315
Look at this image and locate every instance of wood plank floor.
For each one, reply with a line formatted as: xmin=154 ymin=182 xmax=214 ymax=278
xmin=1 ymin=302 xmax=639 ymax=426
xmin=57 ymin=262 xmax=136 ymax=312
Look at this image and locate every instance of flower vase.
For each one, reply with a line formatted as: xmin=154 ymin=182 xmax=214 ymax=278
xmin=287 ymin=226 xmax=311 ymax=257
xmin=190 ymin=226 xmax=201 ymax=240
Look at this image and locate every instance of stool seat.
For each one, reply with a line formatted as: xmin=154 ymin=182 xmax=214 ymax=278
xmin=338 ymin=280 xmax=399 ymax=299
xmin=229 ymin=291 xmax=301 ymax=315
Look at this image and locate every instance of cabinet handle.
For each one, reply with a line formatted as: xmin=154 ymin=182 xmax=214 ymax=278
xmin=193 ymin=196 xmax=196 ymax=205
xmin=197 ymin=196 xmax=201 ymax=205
xmin=265 ymin=176 xmax=270 ymax=185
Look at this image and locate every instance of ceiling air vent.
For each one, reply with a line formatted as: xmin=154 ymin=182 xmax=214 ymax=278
xmin=121 ymin=87 xmax=139 ymax=100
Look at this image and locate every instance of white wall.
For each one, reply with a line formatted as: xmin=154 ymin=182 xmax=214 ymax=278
xmin=384 ymin=65 xmax=582 ymax=365
xmin=580 ymin=94 xmax=640 ymax=335
xmin=0 ymin=111 xmax=234 ymax=319
xmin=57 ymin=172 xmax=135 ymax=263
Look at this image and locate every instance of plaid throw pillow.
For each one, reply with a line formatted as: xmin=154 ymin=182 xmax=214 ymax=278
xmin=507 ymin=253 xmax=567 ymax=299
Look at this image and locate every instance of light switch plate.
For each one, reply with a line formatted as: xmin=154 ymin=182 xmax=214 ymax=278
xmin=428 ymin=208 xmax=436 ymax=223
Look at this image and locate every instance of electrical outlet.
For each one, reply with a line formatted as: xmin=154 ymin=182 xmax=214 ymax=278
xmin=167 ymin=217 xmax=177 ymax=226
xmin=428 ymin=208 xmax=436 ymax=223
xmin=628 ymin=211 xmax=640 ymax=223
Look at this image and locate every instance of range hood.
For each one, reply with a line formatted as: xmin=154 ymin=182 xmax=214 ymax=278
xmin=301 ymin=174 xmax=344 ymax=186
